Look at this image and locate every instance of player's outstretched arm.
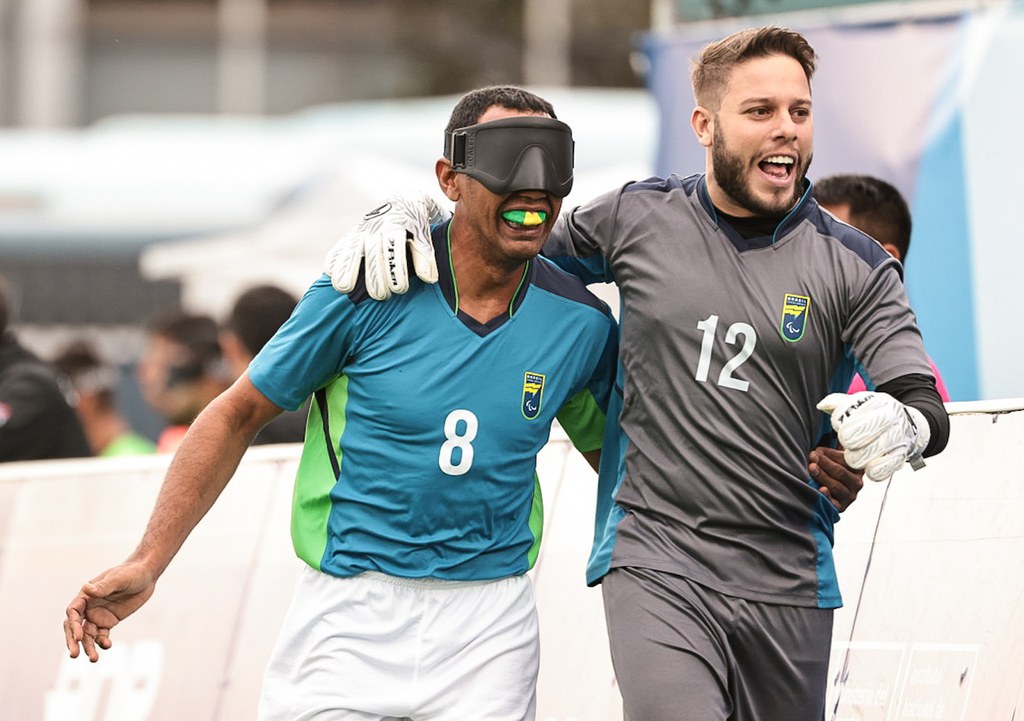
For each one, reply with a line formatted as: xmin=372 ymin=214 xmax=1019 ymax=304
xmin=325 ymin=192 xmax=449 ymax=300
xmin=817 ymin=391 xmax=932 ymax=483
xmin=63 ymin=374 xmax=282 ymax=662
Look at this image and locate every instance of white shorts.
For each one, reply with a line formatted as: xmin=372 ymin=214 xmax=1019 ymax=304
xmin=258 ymin=566 xmax=539 ymax=721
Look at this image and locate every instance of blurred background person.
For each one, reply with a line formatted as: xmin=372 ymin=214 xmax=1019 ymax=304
xmin=221 ymin=284 xmax=308 ymax=445
xmin=0 ymin=275 xmax=91 ymax=462
xmin=53 ymin=339 xmax=156 ymax=458
xmin=137 ymin=310 xmax=232 ymax=453
xmin=814 ymin=173 xmax=951 ymax=402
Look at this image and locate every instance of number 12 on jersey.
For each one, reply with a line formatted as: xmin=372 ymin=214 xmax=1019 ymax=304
xmin=695 ymin=314 xmax=756 ymax=392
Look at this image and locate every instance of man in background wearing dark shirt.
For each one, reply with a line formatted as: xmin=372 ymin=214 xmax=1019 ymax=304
xmin=0 ymin=275 xmax=91 ymax=462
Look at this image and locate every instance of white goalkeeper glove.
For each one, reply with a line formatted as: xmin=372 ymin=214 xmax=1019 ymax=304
xmin=325 ymin=192 xmax=450 ymax=300
xmin=816 ymin=391 xmax=931 ymax=483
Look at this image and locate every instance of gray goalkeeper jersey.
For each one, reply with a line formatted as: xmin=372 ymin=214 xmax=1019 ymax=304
xmin=543 ymin=174 xmax=933 ymax=608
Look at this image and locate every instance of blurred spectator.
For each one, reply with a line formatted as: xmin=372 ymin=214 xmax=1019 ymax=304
xmin=0 ymin=275 xmax=91 ymax=461
xmin=814 ymin=174 xmax=950 ymax=401
xmin=221 ymin=284 xmax=308 ymax=445
xmin=137 ymin=311 xmax=231 ymax=453
xmin=53 ymin=340 xmax=156 ymax=457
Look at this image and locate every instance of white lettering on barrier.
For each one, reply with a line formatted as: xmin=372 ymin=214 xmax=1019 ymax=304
xmin=830 ymin=642 xmax=978 ymax=721
xmin=44 ymin=640 xmax=164 ymax=721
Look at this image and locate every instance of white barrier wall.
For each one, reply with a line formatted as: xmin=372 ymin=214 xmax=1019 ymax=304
xmin=827 ymin=400 xmax=1024 ymax=720
xmin=1 ymin=401 xmax=1021 ymax=721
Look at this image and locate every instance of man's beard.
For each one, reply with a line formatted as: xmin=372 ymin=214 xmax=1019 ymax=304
xmin=711 ymin=121 xmax=811 ymax=218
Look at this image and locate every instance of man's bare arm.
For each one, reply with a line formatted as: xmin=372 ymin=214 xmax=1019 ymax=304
xmin=64 ymin=373 xmax=283 ymax=661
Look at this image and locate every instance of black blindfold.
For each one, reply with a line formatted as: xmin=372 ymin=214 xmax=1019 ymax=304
xmin=444 ymin=116 xmax=574 ymax=198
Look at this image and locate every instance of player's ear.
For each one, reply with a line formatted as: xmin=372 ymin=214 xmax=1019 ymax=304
xmin=691 ymin=106 xmax=713 ymax=147
xmin=436 ymin=159 xmax=460 ymax=202
xmin=881 ymin=242 xmax=902 ymax=262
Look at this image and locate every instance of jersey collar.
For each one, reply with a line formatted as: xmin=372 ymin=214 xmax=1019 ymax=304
xmin=696 ymin=174 xmax=816 ymax=251
xmin=432 ymin=219 xmax=533 ymax=337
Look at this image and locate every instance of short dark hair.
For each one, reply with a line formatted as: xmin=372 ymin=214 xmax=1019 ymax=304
xmin=814 ymin=174 xmax=913 ymax=261
xmin=691 ymin=26 xmax=818 ymax=109
xmin=148 ymin=311 xmax=223 ymax=370
xmin=445 ymin=86 xmax=556 ymax=138
xmin=225 ymin=284 xmax=298 ymax=357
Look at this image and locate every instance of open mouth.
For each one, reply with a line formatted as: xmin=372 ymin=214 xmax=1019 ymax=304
xmin=758 ymin=155 xmax=795 ymax=181
xmin=501 ymin=209 xmax=548 ymax=230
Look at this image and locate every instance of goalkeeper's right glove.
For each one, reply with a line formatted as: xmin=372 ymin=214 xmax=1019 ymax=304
xmin=816 ymin=391 xmax=931 ymax=483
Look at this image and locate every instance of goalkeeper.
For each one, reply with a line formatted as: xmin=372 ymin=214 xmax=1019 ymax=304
xmin=320 ymin=28 xmax=949 ymax=721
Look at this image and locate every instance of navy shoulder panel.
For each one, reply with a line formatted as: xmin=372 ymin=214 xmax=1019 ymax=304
xmin=306 ymin=272 xmax=373 ymax=306
xmin=531 ymin=256 xmax=613 ymax=317
xmin=622 ymin=173 xmax=698 ymax=196
xmin=811 ymin=205 xmax=899 ymax=273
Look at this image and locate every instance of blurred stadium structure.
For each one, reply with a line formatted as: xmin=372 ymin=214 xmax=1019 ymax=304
xmin=0 ymin=0 xmax=650 ymax=127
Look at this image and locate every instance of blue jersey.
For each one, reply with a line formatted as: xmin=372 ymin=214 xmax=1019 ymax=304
xmin=249 ymin=221 xmax=618 ymax=581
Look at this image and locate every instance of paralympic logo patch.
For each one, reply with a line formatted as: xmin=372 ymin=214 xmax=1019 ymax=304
xmin=780 ymin=293 xmax=810 ymax=342
xmin=522 ymin=372 xmax=545 ymax=420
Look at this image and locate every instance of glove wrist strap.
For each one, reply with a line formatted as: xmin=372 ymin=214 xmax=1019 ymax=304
xmin=905 ymin=405 xmax=930 ymax=470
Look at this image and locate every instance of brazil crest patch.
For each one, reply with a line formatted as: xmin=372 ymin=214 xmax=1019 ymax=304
xmin=522 ymin=372 xmax=545 ymax=420
xmin=780 ymin=294 xmax=810 ymax=342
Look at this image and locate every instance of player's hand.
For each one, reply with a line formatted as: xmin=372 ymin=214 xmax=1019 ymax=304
xmin=64 ymin=562 xmax=158 ymax=662
xmin=809 ymin=445 xmax=864 ymax=512
xmin=816 ymin=391 xmax=931 ymax=483
xmin=325 ymin=192 xmax=449 ymax=300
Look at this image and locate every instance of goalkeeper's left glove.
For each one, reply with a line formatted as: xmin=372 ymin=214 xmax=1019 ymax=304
xmin=325 ymin=192 xmax=449 ymax=301
xmin=816 ymin=391 xmax=931 ymax=483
